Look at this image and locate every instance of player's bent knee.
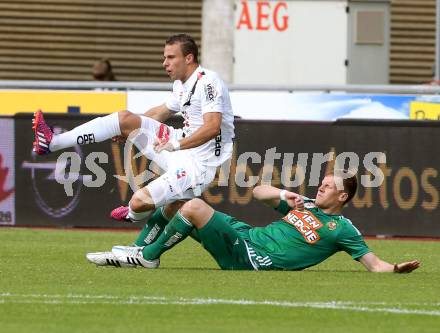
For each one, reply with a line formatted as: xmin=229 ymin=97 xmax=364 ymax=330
xmin=180 ymin=198 xmax=209 ymax=220
xmin=117 ymin=110 xmax=131 ymax=124
xmin=118 ymin=111 xmax=140 ymax=136
xmin=130 ymin=189 xmax=155 ymax=212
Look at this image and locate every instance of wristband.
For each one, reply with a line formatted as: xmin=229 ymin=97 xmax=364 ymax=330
xmin=170 ymin=140 xmax=181 ymax=151
xmin=393 ymin=263 xmax=399 ymax=273
xmin=279 ymin=190 xmax=287 ymax=201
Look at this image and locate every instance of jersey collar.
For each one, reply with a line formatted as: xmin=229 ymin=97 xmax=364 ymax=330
xmin=182 ymin=65 xmax=203 ymax=90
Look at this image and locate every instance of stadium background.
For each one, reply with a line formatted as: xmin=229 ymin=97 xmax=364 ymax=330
xmin=0 ymin=0 xmax=436 ymax=83
xmin=0 ymin=0 xmax=439 ymax=237
xmin=0 ymin=2 xmax=439 ymax=333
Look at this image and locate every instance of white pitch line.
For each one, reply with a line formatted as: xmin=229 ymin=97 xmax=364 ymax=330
xmin=1 ymin=293 xmax=439 ymax=316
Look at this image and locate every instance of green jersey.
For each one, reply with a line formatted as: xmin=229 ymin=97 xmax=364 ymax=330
xmin=246 ymin=199 xmax=371 ymax=270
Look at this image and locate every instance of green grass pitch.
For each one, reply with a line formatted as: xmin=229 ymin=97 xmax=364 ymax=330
xmin=0 ymin=227 xmax=439 ymax=333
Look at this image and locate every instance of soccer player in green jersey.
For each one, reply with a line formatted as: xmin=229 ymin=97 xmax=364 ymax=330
xmin=110 ymin=169 xmax=420 ymax=273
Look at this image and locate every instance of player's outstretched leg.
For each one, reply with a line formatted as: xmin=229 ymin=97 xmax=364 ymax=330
xmin=132 ymin=201 xmax=185 ymax=246
xmin=111 ymin=211 xmax=191 ymax=269
xmin=85 ymin=251 xmax=138 ymax=268
xmin=111 ymin=246 xmax=160 ymax=268
xmin=86 ymin=202 xmax=184 ymax=268
xmin=86 ymin=207 xmax=160 ymax=268
xmin=32 ymin=110 xmax=54 ymax=155
xmin=110 ymin=191 xmax=155 ymax=223
xmin=112 ymin=199 xmax=211 ymax=268
xmin=85 ymin=204 xmax=159 ymax=269
xmin=32 ymin=109 xmax=141 ymax=154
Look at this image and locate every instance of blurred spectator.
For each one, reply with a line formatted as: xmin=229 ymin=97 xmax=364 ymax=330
xmin=92 ymin=58 xmax=116 ymax=81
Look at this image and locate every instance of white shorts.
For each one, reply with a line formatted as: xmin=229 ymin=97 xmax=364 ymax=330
xmin=128 ymin=116 xmax=218 ymax=207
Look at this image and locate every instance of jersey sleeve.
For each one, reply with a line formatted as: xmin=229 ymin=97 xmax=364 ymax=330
xmin=337 ymin=220 xmax=371 ymax=260
xmin=274 ymin=199 xmax=292 ymax=215
xmin=199 ymin=76 xmax=225 ymax=114
xmin=165 ymin=83 xmax=180 ymax=113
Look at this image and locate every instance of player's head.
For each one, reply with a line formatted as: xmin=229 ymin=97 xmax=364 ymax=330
xmin=163 ymin=34 xmax=199 ymax=81
xmin=92 ymin=58 xmax=116 ymax=81
xmin=315 ymin=169 xmax=357 ymax=210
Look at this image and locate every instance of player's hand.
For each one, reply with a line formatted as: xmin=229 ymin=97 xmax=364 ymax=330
xmin=154 ymin=139 xmax=172 ymax=153
xmin=294 ymin=196 xmax=305 ymax=211
xmin=284 ymin=191 xmax=304 ymax=211
xmin=111 ymin=135 xmax=126 ymax=143
xmin=154 ymin=124 xmax=177 ymax=153
xmin=153 ymin=139 xmax=180 ymax=153
xmin=394 ymin=260 xmax=420 ymax=273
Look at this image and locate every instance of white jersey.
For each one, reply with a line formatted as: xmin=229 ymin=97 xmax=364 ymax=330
xmin=165 ymin=65 xmax=235 ymax=166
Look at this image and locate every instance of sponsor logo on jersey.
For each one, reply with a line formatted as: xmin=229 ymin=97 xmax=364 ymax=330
xmin=204 ymin=83 xmax=217 ymax=102
xmin=214 ymin=129 xmax=222 ymax=156
xmin=283 ymin=210 xmax=323 ymax=244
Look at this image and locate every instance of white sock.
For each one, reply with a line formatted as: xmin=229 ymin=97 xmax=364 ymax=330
xmin=49 ymin=112 xmax=121 ymax=151
xmin=128 ymin=205 xmax=153 ymax=222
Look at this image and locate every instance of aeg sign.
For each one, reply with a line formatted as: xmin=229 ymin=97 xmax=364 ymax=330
xmin=236 ymin=0 xmax=289 ymax=32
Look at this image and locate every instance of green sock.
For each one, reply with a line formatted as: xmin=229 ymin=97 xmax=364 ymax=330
xmin=142 ymin=211 xmax=193 ymax=260
xmin=133 ymin=208 xmax=170 ymax=247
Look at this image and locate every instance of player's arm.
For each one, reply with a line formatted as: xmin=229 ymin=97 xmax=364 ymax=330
xmin=359 ymin=252 xmax=420 ymax=273
xmin=144 ymin=103 xmax=173 ymax=122
xmin=253 ymin=185 xmax=304 ymax=210
xmin=154 ymin=112 xmax=221 ymax=152
xmin=178 ymin=112 xmax=221 ymax=149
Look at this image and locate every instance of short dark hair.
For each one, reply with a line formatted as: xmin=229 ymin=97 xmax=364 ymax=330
xmin=165 ymin=33 xmax=199 ymax=63
xmin=93 ymin=58 xmax=116 ymax=81
xmin=330 ymin=169 xmax=358 ymax=205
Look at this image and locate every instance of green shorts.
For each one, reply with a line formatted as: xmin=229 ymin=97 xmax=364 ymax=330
xmin=195 ymin=211 xmax=255 ymax=270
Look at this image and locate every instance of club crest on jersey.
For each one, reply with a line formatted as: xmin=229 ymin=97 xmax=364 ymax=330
xmin=328 ymin=221 xmax=337 ymax=231
xmin=176 ymin=168 xmax=187 ymax=179
xmin=283 ymin=210 xmax=323 ymax=244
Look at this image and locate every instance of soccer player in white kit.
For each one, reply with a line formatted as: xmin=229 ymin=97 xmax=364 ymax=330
xmin=32 ymin=34 xmax=235 ymax=267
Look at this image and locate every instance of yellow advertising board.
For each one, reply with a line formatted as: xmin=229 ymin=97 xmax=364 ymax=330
xmin=0 ymin=90 xmax=126 ymax=115
xmin=409 ymin=101 xmax=440 ymax=120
